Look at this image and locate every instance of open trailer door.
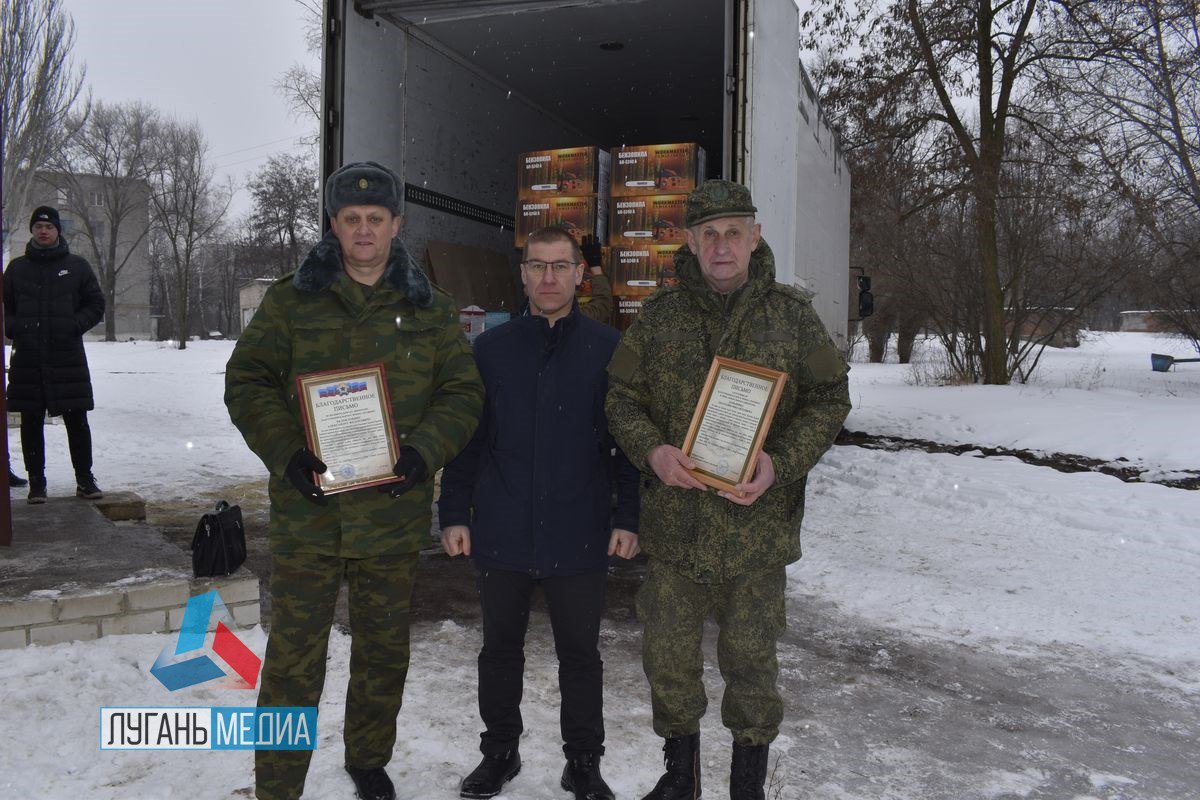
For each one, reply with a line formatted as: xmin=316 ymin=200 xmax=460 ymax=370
xmin=734 ymin=0 xmax=801 ymax=288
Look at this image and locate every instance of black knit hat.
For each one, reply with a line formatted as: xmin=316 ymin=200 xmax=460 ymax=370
xmin=324 ymin=161 xmax=404 ymax=217
xmin=30 ymin=206 xmax=62 ymax=235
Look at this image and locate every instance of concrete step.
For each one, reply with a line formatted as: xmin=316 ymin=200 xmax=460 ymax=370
xmin=0 ymin=491 xmax=259 ymax=649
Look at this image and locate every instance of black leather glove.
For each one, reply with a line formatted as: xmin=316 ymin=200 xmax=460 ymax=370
xmin=285 ymin=448 xmax=328 ymax=506
xmin=378 ymin=446 xmax=428 ymax=498
xmin=580 ymin=234 xmax=603 ymax=272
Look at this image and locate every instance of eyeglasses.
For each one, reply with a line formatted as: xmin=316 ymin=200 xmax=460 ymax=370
xmin=521 ymin=260 xmax=576 ymax=275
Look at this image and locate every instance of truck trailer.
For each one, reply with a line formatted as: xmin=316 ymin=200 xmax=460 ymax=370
xmin=320 ymin=0 xmax=850 ymax=342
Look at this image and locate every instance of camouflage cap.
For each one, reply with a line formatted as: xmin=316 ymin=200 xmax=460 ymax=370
xmin=684 ymin=179 xmax=757 ymax=227
xmin=325 ymin=160 xmax=404 ymax=217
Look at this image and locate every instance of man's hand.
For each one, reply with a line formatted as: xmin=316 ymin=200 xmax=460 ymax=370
xmin=608 ymin=529 xmax=639 ymax=559
xmin=379 ymin=446 xmax=428 ymax=498
xmin=718 ymin=451 xmax=776 ymax=506
xmin=284 ymin=448 xmax=328 ymax=506
xmin=647 ymin=444 xmax=707 ymax=490
xmin=581 ymin=234 xmax=604 ymax=275
xmin=442 ymin=525 xmax=471 ymax=557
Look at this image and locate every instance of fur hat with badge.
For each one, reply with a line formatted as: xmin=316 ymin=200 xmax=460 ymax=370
xmin=324 ymin=161 xmax=404 ymax=217
xmin=29 ymin=205 xmax=62 ymax=235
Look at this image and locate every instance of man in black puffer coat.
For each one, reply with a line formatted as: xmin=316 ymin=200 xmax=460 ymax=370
xmin=3 ymin=206 xmax=105 ymax=503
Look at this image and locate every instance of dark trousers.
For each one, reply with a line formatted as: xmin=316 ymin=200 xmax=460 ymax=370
xmin=255 ymin=551 xmax=419 ymax=800
xmin=20 ymin=410 xmax=92 ymax=479
xmin=476 ymin=567 xmax=607 ymax=757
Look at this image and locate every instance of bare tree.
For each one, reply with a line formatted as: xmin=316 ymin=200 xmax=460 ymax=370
xmin=275 ymin=0 xmax=322 ymax=140
xmin=246 ymin=152 xmax=320 ymax=276
xmin=276 ymin=64 xmax=321 ymax=127
xmin=1051 ymin=0 xmax=1200 ymax=350
xmin=804 ymin=0 xmax=1114 ymax=384
xmin=208 ymin=238 xmax=251 ymax=335
xmin=184 ymin=232 xmax=264 ymax=338
xmin=844 ymin=126 xmax=943 ymax=363
xmin=994 ymin=135 xmax=1145 ymax=380
xmin=146 ymin=119 xmax=231 ymax=350
xmin=45 ymin=101 xmax=159 ymax=340
xmin=0 ymin=0 xmax=86 ymax=245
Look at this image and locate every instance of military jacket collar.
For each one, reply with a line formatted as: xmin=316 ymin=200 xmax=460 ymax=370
xmin=294 ymin=230 xmax=433 ymax=308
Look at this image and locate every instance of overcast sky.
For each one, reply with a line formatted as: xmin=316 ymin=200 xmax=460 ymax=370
xmin=61 ymin=0 xmax=318 ymax=219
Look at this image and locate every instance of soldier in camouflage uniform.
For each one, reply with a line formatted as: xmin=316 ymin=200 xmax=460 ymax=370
xmin=225 ymin=161 xmax=484 ymax=800
xmin=605 ymin=181 xmax=851 ymax=800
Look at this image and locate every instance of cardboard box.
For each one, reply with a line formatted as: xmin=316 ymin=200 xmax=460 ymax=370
xmin=609 ymin=194 xmax=688 ymax=247
xmin=614 ymin=293 xmax=648 ymax=332
xmin=611 ymin=245 xmax=682 ymax=293
xmin=611 ymin=143 xmax=707 ymax=197
xmin=425 ymin=241 xmax=520 ymax=313
xmin=517 ymin=146 xmax=611 ymax=199
xmin=515 ymin=195 xmax=608 ymax=248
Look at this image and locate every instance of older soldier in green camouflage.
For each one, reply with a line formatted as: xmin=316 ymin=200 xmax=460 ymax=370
xmin=225 ymin=161 xmax=483 ymax=800
xmin=605 ymin=180 xmax=851 ymax=800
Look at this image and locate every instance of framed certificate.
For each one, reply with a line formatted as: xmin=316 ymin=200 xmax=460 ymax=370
xmin=296 ymin=363 xmax=401 ymax=495
xmin=681 ymin=356 xmax=787 ymax=496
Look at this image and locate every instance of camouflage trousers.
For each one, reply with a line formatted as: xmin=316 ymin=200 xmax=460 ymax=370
xmin=255 ymin=550 xmax=419 ymax=800
xmin=636 ymin=559 xmax=786 ymax=746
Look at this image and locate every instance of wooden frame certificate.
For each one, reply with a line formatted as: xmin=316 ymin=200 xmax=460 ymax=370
xmin=296 ymin=363 xmax=400 ymax=495
xmin=681 ymin=356 xmax=787 ymax=495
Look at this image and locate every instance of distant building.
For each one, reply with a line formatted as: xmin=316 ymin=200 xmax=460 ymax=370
xmin=4 ymin=172 xmax=155 ymax=340
xmin=1006 ymin=307 xmax=1081 ymax=348
xmin=238 ymin=278 xmax=276 ymax=334
xmin=1119 ymin=310 xmax=1187 ymax=333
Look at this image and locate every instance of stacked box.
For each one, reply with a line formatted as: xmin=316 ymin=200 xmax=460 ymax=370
xmin=609 ymin=194 xmax=688 ymax=248
xmin=517 ymin=146 xmax=611 ymax=198
xmin=614 ymin=294 xmax=646 ymax=332
xmin=612 ymin=244 xmax=684 ymax=332
xmin=515 ymin=146 xmax=610 ymax=248
xmin=515 ymin=195 xmax=609 ymax=248
xmin=611 ymin=143 xmax=706 ymax=197
xmin=611 ymin=244 xmax=682 ymax=293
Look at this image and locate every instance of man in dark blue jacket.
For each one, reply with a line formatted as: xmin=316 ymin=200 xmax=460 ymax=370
xmin=439 ymin=226 xmax=639 ymax=800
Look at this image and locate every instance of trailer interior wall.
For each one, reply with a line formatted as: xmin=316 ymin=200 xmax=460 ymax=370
xmin=332 ymin=0 xmax=847 ymax=341
xmin=339 ymin=6 xmax=582 ymax=258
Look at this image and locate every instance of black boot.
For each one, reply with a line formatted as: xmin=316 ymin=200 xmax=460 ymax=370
xmin=561 ymin=752 xmax=615 ymax=800
xmin=8 ymin=468 xmax=27 ymax=487
xmin=460 ymin=750 xmax=521 ymax=799
xmin=729 ymin=744 xmax=769 ymax=800
xmin=344 ymin=764 xmax=395 ymax=800
xmin=640 ymin=733 xmax=700 ymax=800
xmin=27 ymin=476 xmax=47 ymax=504
xmin=76 ymin=473 xmax=103 ymax=499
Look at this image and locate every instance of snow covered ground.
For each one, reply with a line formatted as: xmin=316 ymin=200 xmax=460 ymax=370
xmin=1 ymin=332 xmax=1198 ymax=799
xmin=845 ymin=331 xmax=1200 ymax=475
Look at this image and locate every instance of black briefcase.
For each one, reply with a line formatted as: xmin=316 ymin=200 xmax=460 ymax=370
xmin=191 ymin=501 xmax=247 ymax=577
